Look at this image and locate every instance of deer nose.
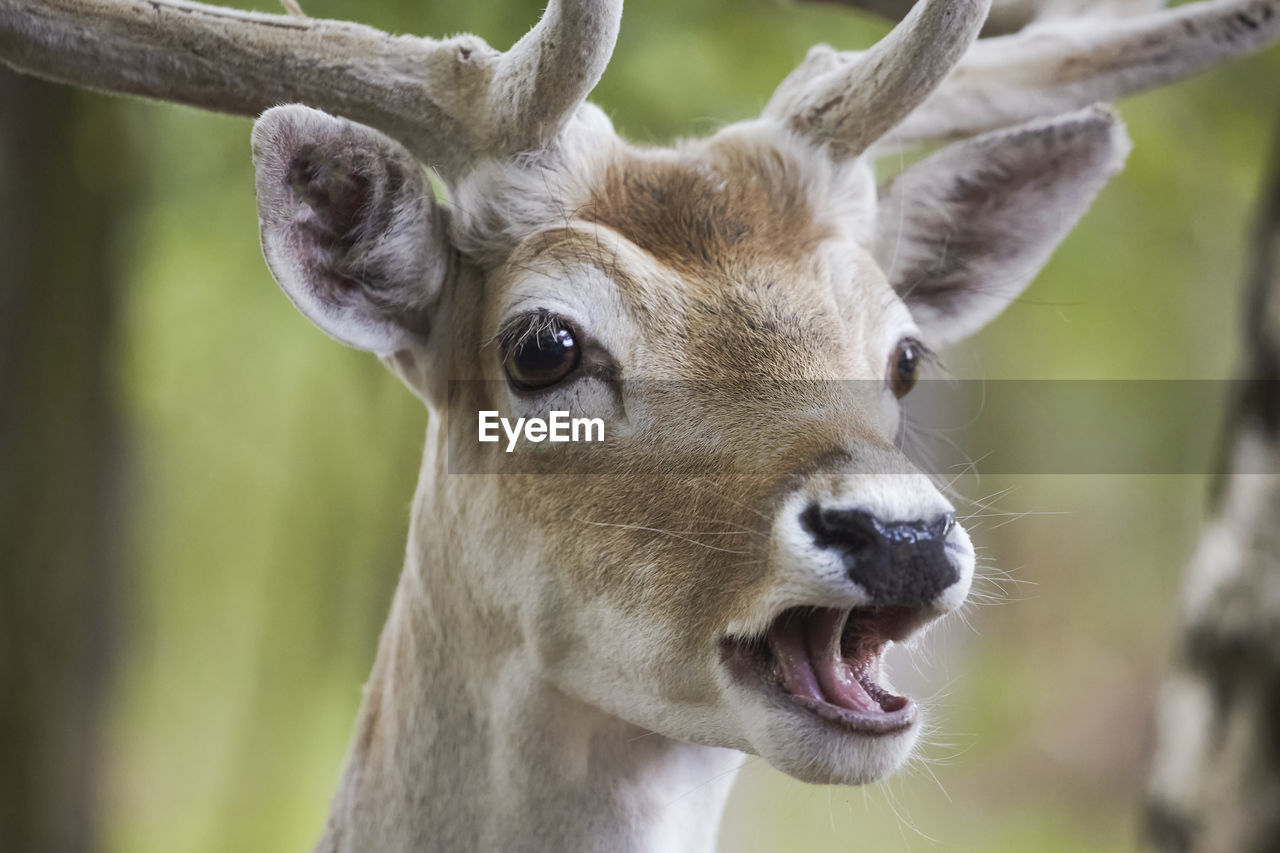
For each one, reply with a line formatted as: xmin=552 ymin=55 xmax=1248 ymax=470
xmin=800 ymin=506 xmax=959 ymax=607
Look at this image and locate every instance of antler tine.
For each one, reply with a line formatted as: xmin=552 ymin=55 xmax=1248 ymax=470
xmin=764 ymin=0 xmax=992 ymax=160
xmin=0 ymin=0 xmax=624 ymax=178
xmin=798 ymin=0 xmax=1161 ymax=37
xmin=494 ymin=0 xmax=624 ymax=156
xmin=887 ymin=0 xmax=1280 ymax=148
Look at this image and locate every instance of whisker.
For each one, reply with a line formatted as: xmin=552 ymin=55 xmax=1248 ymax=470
xmin=580 ymin=520 xmax=756 ymax=554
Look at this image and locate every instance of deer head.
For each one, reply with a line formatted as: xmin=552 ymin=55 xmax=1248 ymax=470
xmin=5 ymin=0 xmax=1278 ymax=849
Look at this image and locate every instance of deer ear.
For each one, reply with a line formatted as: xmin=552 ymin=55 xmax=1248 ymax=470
xmin=874 ymin=106 xmax=1131 ymax=349
xmin=251 ymin=105 xmax=449 ymax=354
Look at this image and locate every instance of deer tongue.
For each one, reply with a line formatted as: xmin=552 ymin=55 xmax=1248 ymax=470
xmin=768 ymin=608 xmax=878 ymax=713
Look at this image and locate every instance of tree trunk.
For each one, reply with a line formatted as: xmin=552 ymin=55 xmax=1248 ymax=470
xmin=0 ymin=70 xmax=131 ymax=853
xmin=1145 ymin=121 xmax=1280 ymax=853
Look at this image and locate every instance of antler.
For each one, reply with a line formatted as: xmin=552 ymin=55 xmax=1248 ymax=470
xmin=786 ymin=0 xmax=1280 ymax=151
xmin=798 ymin=0 xmax=1161 ymax=37
xmin=0 ymin=0 xmax=623 ymax=177
xmin=764 ymin=0 xmax=992 ymax=159
xmin=897 ymin=0 xmax=1280 ymax=146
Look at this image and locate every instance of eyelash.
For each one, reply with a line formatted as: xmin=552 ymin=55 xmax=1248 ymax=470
xmin=495 ymin=309 xmax=568 ymax=353
xmin=912 ymin=341 xmax=939 ymax=371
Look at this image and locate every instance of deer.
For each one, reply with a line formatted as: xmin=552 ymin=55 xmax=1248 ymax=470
xmin=3 ymin=0 xmax=1278 ymax=850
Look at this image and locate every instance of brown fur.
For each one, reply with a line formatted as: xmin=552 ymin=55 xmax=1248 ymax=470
xmin=581 ymin=141 xmax=834 ymax=283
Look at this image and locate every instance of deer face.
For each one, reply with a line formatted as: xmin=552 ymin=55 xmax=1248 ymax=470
xmin=250 ymin=94 xmax=1128 ymax=785
xmin=442 ymin=120 xmax=966 ymax=783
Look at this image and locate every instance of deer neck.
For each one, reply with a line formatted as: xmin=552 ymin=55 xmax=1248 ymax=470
xmin=316 ymin=425 xmax=744 ymax=853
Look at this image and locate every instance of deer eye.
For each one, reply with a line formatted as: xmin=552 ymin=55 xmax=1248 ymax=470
xmin=502 ymin=317 xmax=582 ymax=391
xmin=888 ymin=338 xmax=921 ymax=399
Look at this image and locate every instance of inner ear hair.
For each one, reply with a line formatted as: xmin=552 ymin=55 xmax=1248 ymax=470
xmin=875 ymin=104 xmax=1132 ymax=349
xmin=253 ymin=105 xmax=450 ymax=354
xmin=286 ymin=144 xmax=376 ymax=244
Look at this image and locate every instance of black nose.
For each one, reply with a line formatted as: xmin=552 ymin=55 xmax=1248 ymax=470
xmin=800 ymin=506 xmax=958 ymax=606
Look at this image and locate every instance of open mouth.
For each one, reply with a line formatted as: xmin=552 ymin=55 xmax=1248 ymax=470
xmin=724 ymin=606 xmax=929 ymax=735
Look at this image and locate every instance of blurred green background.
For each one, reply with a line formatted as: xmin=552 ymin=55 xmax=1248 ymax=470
xmin=3 ymin=1 xmax=1279 ymax=851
